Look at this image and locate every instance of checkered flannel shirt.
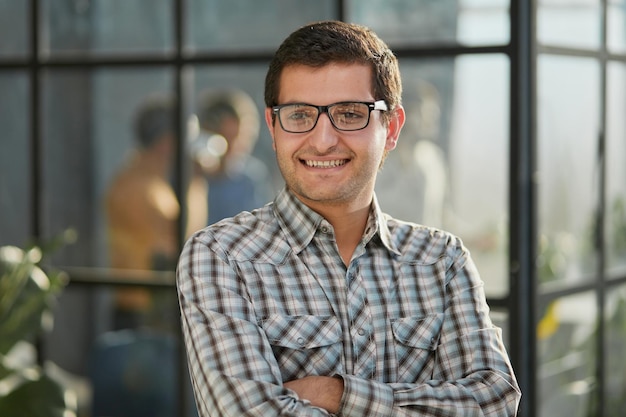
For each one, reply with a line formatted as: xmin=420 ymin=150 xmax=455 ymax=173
xmin=177 ymin=187 xmax=521 ymax=416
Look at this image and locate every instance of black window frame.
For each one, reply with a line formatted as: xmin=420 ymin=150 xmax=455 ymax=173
xmin=3 ymin=1 xmax=626 ymax=416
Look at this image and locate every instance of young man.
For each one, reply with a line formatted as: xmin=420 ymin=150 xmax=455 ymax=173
xmin=177 ymin=21 xmax=521 ymax=416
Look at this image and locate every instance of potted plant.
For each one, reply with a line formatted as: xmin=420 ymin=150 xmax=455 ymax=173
xmin=0 ymin=232 xmax=76 ymax=417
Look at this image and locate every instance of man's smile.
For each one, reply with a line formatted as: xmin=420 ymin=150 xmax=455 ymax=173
xmin=302 ymin=159 xmax=348 ymax=168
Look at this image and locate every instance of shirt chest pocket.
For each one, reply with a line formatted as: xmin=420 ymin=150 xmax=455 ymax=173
xmin=391 ymin=313 xmax=443 ymax=382
xmin=261 ymin=315 xmax=343 ymax=381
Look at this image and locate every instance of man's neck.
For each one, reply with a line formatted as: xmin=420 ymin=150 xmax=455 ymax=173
xmin=310 ymin=201 xmax=371 ymax=266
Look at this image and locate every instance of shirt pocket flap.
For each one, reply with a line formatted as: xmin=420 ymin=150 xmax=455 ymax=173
xmin=392 ymin=313 xmax=443 ymax=350
xmin=261 ymin=315 xmax=342 ymax=349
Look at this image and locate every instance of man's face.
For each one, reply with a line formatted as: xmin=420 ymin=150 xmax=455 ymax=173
xmin=265 ymin=63 xmax=403 ymax=210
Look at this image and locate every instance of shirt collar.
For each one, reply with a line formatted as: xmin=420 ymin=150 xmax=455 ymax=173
xmin=272 ymin=187 xmax=400 ymax=256
xmin=369 ymin=193 xmax=401 ymax=256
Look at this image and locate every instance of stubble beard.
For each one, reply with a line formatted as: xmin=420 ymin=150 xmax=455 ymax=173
xmin=277 ymin=154 xmax=380 ymax=208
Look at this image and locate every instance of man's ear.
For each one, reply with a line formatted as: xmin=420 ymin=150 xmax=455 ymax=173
xmin=264 ymin=107 xmax=277 ymax=151
xmin=385 ymin=105 xmax=405 ymax=151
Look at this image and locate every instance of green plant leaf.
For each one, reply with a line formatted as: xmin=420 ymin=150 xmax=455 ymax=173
xmin=0 ymin=373 xmax=71 ymax=417
xmin=0 ymin=234 xmax=74 ymax=416
xmin=0 ymin=246 xmax=67 ymax=355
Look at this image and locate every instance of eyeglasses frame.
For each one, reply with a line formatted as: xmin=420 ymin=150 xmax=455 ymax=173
xmin=271 ymin=100 xmax=388 ymax=133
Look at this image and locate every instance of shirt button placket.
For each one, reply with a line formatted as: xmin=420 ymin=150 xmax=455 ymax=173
xmin=346 ymin=266 xmax=375 ymax=378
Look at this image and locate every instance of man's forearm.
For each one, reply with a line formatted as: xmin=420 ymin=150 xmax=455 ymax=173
xmin=284 ymin=375 xmax=344 ymax=414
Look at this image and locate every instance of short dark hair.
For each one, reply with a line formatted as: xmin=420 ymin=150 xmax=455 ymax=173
xmin=264 ymin=20 xmax=402 ymax=124
xmin=133 ymin=95 xmax=174 ymax=149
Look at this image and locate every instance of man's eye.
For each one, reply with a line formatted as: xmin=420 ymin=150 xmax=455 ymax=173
xmin=339 ymin=110 xmax=364 ymax=119
xmin=334 ymin=107 xmax=366 ymax=122
xmin=286 ymin=107 xmax=314 ymax=120
xmin=289 ymin=111 xmax=310 ymax=120
xmin=333 ymin=104 xmax=367 ymax=120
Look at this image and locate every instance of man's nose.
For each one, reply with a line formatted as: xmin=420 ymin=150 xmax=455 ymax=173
xmin=309 ymin=112 xmax=339 ymax=150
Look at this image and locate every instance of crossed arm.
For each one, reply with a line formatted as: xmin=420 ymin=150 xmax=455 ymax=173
xmin=283 ymin=376 xmax=344 ymax=414
xmin=177 ymin=235 xmax=521 ymax=416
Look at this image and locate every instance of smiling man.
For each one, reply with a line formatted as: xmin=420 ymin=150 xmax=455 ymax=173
xmin=177 ymin=20 xmax=521 ymax=417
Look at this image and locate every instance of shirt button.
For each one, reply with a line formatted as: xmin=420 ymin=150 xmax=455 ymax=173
xmin=320 ymin=226 xmax=329 ymax=233
xmin=358 ymin=328 xmax=365 ymax=336
xmin=297 ymin=337 xmax=305 ymax=346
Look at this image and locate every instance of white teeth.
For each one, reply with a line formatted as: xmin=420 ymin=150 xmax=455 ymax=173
xmin=304 ymin=160 xmax=346 ymax=168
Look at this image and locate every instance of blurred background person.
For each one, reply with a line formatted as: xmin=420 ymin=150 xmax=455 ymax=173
xmin=192 ymin=88 xmax=275 ymax=225
xmin=104 ymin=94 xmax=207 ymax=329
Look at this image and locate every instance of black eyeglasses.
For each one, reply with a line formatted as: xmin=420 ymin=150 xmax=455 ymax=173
xmin=271 ymin=100 xmax=388 ymax=133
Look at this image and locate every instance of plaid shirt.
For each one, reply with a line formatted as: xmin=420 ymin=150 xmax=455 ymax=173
xmin=177 ymin=187 xmax=521 ymax=416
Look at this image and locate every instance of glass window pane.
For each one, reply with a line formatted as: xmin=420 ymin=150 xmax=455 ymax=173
xmin=347 ymin=0 xmax=509 ymax=47
xmin=0 ymin=71 xmax=30 ymax=246
xmin=185 ymin=0 xmax=336 ymax=53
xmin=40 ymin=0 xmax=173 ymax=56
xmin=40 ymin=70 xmax=188 ymax=412
xmin=537 ymin=0 xmax=601 ymax=50
xmin=606 ymin=62 xmax=626 ymax=279
xmin=186 ymin=64 xmax=282 ymax=226
xmin=608 ymin=0 xmax=626 ymax=54
xmin=41 ymin=67 xmax=179 ymax=270
xmin=43 ymin=284 xmax=191 ymax=417
xmin=376 ymin=54 xmax=510 ymax=298
xmin=537 ymin=291 xmax=598 ymax=416
xmin=0 ymin=0 xmax=29 ymax=57
xmin=604 ymin=284 xmax=626 ymax=415
xmin=537 ymin=55 xmax=600 ymax=287
xmin=86 ymin=325 xmax=187 ymax=417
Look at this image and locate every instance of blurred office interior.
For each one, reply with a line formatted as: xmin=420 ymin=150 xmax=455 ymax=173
xmin=1 ymin=1 xmax=625 ymax=416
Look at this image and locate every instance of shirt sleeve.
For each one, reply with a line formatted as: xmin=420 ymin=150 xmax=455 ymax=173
xmin=176 ymin=231 xmax=333 ymax=417
xmin=335 ymin=242 xmax=521 ymax=417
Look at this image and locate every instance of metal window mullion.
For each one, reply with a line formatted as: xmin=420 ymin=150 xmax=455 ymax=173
xmin=595 ymin=1 xmax=609 ymax=415
xmin=30 ymin=0 xmax=41 ymax=244
xmin=508 ymin=0 xmax=538 ymax=416
xmin=172 ymin=1 xmax=192 ymax=416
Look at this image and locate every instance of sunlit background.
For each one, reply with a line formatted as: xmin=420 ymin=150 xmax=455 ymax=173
xmin=1 ymin=1 xmax=625 ymax=416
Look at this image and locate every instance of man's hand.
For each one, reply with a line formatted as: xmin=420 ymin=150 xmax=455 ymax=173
xmin=284 ymin=375 xmax=344 ymax=414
